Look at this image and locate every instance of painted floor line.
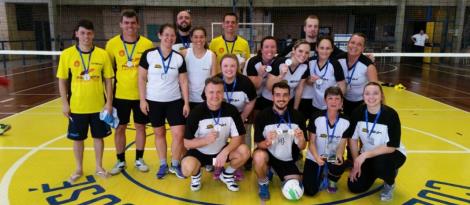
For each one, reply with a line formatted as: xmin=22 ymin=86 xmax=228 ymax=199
xmin=0 ymin=134 xmax=66 ymax=205
xmin=403 ymin=126 xmax=470 ymax=152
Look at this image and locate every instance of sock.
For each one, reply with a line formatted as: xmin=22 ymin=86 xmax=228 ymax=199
xmin=225 ymin=166 xmax=236 ymax=174
xmin=193 ymin=170 xmax=201 ymax=178
xmin=136 ymin=149 xmax=144 ymax=160
xmin=160 ymin=160 xmax=167 ymax=166
xmin=117 ymin=152 xmax=125 ymax=162
xmin=171 ymin=160 xmax=180 ymax=167
xmin=258 ymin=177 xmax=269 ymax=185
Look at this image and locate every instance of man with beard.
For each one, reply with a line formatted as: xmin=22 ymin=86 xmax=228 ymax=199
xmin=252 ymin=81 xmax=307 ymax=200
xmin=172 ymin=10 xmax=192 ymax=51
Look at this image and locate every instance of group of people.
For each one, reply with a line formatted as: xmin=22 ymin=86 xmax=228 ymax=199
xmin=57 ymin=9 xmax=406 ymax=202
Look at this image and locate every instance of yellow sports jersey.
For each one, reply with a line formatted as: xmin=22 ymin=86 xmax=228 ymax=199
xmin=105 ymin=35 xmax=154 ymax=100
xmin=209 ymin=35 xmax=251 ymax=71
xmin=56 ymin=45 xmax=114 ymax=114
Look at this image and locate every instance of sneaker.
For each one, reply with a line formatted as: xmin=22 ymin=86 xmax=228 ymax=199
xmin=169 ymin=164 xmax=186 ymax=179
xmin=327 ymin=180 xmax=337 ymax=193
xmin=190 ymin=172 xmax=202 ymax=191
xmin=110 ymin=161 xmax=126 ymax=175
xmin=258 ymin=183 xmax=270 ymax=200
xmin=213 ymin=167 xmax=224 ymax=180
xmin=156 ymin=164 xmax=168 ymax=179
xmin=380 ymin=183 xmax=395 ymax=201
xmin=205 ymin=165 xmax=214 ymax=172
xmin=135 ymin=158 xmax=149 ymax=172
xmin=219 ymin=172 xmax=239 ymax=191
xmin=0 ymin=124 xmax=11 ymax=135
xmin=234 ymin=169 xmax=244 ymax=181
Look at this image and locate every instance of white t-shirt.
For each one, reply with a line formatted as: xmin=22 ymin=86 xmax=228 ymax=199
xmin=412 ymin=34 xmax=428 ymax=47
xmin=139 ymin=48 xmax=186 ymax=102
xmin=185 ymin=48 xmax=213 ymax=103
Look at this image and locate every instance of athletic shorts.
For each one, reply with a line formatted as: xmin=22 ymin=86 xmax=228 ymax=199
xmin=183 ymin=148 xmax=230 ymax=167
xmin=267 ymin=150 xmax=301 ymax=180
xmin=147 ymin=99 xmax=185 ymax=127
xmin=67 ymin=113 xmax=112 ymax=141
xmin=113 ymin=98 xmax=149 ymax=125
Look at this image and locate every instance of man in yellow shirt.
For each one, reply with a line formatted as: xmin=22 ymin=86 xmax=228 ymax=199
xmin=105 ymin=10 xmax=154 ymax=175
xmin=209 ymin=12 xmax=251 ymax=73
xmin=57 ymin=19 xmax=114 ymax=183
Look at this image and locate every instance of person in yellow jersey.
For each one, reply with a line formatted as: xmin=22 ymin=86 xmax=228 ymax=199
xmin=57 ymin=19 xmax=114 ymax=183
xmin=209 ymin=12 xmax=250 ymax=72
xmin=105 ymin=10 xmax=154 ymax=175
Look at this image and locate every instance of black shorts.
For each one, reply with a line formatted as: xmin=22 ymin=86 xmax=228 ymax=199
xmin=147 ymin=99 xmax=185 ymax=127
xmin=267 ymin=151 xmax=301 ymax=181
xmin=113 ymin=98 xmax=149 ymax=125
xmin=67 ymin=113 xmax=112 ymax=141
xmin=189 ymin=102 xmax=203 ymax=110
xmin=183 ymin=148 xmax=230 ymax=167
xmin=298 ymin=98 xmax=313 ymax=120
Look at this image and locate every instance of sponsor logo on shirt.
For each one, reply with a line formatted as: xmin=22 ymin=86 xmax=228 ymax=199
xmin=218 ymin=48 xmax=225 ymax=53
xmin=74 ymin=60 xmax=80 ymax=67
xmin=119 ymin=50 xmax=125 ymax=57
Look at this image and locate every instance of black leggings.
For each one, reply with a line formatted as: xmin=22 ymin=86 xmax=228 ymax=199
xmin=302 ymin=158 xmax=347 ymax=196
xmin=348 ymin=150 xmax=406 ymax=193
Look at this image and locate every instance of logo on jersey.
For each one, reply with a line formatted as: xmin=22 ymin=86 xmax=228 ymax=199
xmin=74 ymin=60 xmax=80 ymax=67
xmin=218 ymin=48 xmax=225 ymax=53
xmin=319 ymin=134 xmax=328 ymax=138
xmin=80 ymin=69 xmax=95 ymax=76
xmin=154 ymin=64 xmax=162 ymax=69
xmin=206 ymin=123 xmax=227 ymax=129
xmin=119 ymin=50 xmax=125 ymax=57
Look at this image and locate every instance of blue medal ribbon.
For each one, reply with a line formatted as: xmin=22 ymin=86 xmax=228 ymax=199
xmin=77 ymin=46 xmax=93 ymax=76
xmin=325 ymin=111 xmax=339 ymax=144
xmin=210 ymin=108 xmax=222 ymax=125
xmin=157 ymin=47 xmax=173 ymax=76
xmin=365 ymin=107 xmax=382 ymax=140
xmin=223 ymin=76 xmax=237 ymax=104
xmin=274 ymin=110 xmax=292 ymax=129
xmin=179 ymin=35 xmax=190 ymax=48
xmin=121 ymin=35 xmax=137 ymax=65
xmin=223 ymin=35 xmax=237 ymax=54
xmin=347 ymin=58 xmax=359 ymax=85
xmin=314 ymin=59 xmax=329 ymax=79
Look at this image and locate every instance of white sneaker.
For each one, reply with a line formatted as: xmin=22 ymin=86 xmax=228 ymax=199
xmin=380 ymin=183 xmax=395 ymax=201
xmin=219 ymin=172 xmax=239 ymax=191
xmin=110 ymin=161 xmax=126 ymax=175
xmin=190 ymin=172 xmax=202 ymax=191
xmin=135 ymin=158 xmax=149 ymax=172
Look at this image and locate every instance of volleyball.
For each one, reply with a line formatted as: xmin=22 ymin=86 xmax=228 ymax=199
xmin=282 ymin=179 xmax=304 ymax=201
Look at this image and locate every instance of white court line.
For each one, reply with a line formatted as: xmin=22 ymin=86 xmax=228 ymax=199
xmin=0 ymin=98 xmax=60 ymax=121
xmin=0 ymin=98 xmax=14 ymax=103
xmin=0 ymin=66 xmax=54 ymax=77
xmin=0 ymin=134 xmax=66 ymax=205
xmin=0 ymin=112 xmax=62 ymax=115
xmin=403 ymin=126 xmax=470 ymax=152
xmin=407 ymin=150 xmax=470 ymax=154
xmin=411 ymin=80 xmax=470 ymax=95
xmin=9 ymin=81 xmax=56 ymax=95
xmin=378 ymin=64 xmax=398 ymax=74
xmin=404 ymin=90 xmax=469 ymax=114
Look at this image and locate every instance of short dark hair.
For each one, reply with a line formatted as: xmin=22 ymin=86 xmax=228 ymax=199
xmin=121 ymin=9 xmax=139 ymax=23
xmin=257 ymin=36 xmax=278 ymax=56
xmin=205 ymin=76 xmax=224 ymax=87
xmin=304 ymin=15 xmax=319 ymax=26
xmin=324 ymin=86 xmax=344 ymax=100
xmin=317 ymin=36 xmax=334 ymax=48
xmin=272 ymin=81 xmax=290 ymax=95
xmin=350 ymin=32 xmax=367 ymax=46
xmin=190 ymin=26 xmax=208 ymax=49
xmin=76 ymin=19 xmax=94 ymax=31
xmin=223 ymin=12 xmax=238 ymax=22
xmin=159 ymin=23 xmax=176 ymax=35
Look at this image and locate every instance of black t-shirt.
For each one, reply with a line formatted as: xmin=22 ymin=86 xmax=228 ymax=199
xmin=347 ymin=104 xmax=406 ymax=155
xmin=254 ymin=107 xmax=307 ymax=161
xmin=214 ymin=73 xmax=257 ymax=112
xmin=185 ymin=102 xmax=246 ymax=155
